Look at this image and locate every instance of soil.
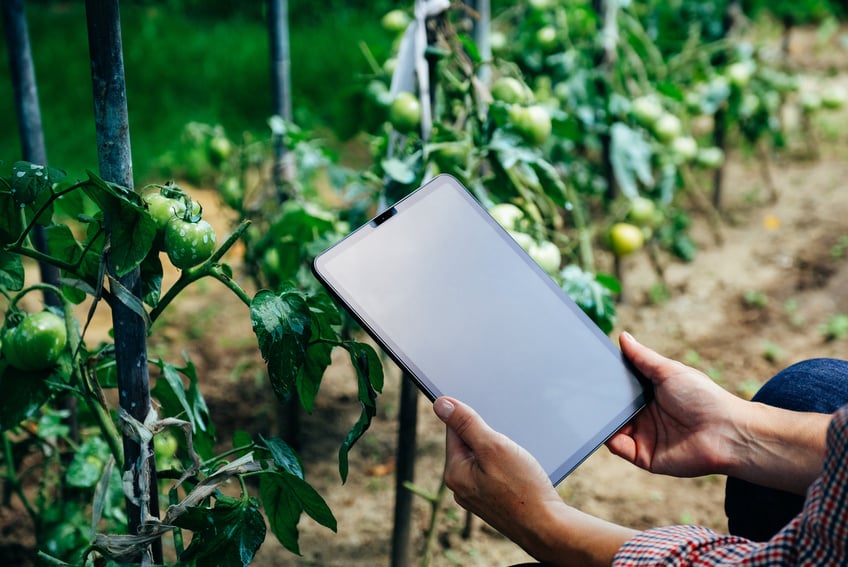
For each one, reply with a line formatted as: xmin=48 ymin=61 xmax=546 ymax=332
xmin=4 ymin=26 xmax=848 ymax=567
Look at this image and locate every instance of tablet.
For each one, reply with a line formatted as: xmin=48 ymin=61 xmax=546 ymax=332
xmin=313 ymin=174 xmax=647 ymax=485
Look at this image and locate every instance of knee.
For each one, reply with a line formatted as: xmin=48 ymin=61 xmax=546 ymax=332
xmin=753 ymin=358 xmax=848 ymax=413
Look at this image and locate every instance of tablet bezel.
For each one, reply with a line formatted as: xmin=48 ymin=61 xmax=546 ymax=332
xmin=313 ymin=174 xmax=648 ymax=484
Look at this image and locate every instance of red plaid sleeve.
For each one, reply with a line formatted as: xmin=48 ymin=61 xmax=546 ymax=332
xmin=612 ymin=405 xmax=848 ymax=566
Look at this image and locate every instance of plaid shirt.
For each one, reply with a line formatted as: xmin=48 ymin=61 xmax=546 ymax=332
xmin=613 ymin=405 xmax=848 ymax=566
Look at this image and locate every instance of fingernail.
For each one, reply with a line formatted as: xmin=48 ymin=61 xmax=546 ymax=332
xmin=433 ymin=398 xmax=455 ymax=421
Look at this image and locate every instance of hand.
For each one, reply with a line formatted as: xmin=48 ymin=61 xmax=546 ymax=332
xmin=434 ymin=397 xmax=637 ymax=566
xmin=434 ymin=397 xmax=563 ymax=548
xmin=606 ymin=332 xmax=748 ymax=477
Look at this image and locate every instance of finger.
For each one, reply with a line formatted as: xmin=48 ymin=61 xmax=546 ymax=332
xmin=605 ymin=431 xmax=637 ymax=462
xmin=619 ymin=331 xmax=685 ymax=386
xmin=433 ymin=396 xmax=496 ymax=452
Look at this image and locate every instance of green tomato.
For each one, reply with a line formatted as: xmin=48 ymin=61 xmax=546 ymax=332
xmin=653 ymin=113 xmax=682 ymax=142
xmin=609 ymin=223 xmax=645 ymax=257
xmin=695 ymin=147 xmax=725 ymax=169
xmin=490 ymin=30 xmax=508 ymax=54
xmin=491 ymin=77 xmax=528 ymax=105
xmin=389 ymin=91 xmax=422 ymax=133
xmin=506 ymin=229 xmax=535 ymax=253
xmin=628 ymin=197 xmax=657 ymax=226
xmin=143 ymin=192 xmax=186 ymax=231
xmin=381 ymin=9 xmax=410 ymax=34
xmin=3 ymin=311 xmax=67 ymax=371
xmin=821 ymin=86 xmax=847 ymax=110
xmin=509 ymin=105 xmax=552 ymax=146
xmin=727 ymin=61 xmax=754 ymax=89
xmin=489 ymin=203 xmax=525 ymax=231
xmin=164 ymin=218 xmax=217 ymax=270
xmin=208 ymin=135 xmax=232 ymax=166
xmin=671 ymin=136 xmax=698 ymax=162
xmin=631 ymin=96 xmax=664 ymax=126
xmin=535 ymin=26 xmax=558 ymax=51
xmin=528 ymin=240 xmax=561 ymax=274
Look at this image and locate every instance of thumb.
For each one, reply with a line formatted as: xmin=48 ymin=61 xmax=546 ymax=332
xmin=620 ymin=331 xmax=684 ymax=387
xmin=433 ymin=397 xmax=494 ymax=455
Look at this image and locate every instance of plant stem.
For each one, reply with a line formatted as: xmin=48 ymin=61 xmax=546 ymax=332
xmin=2 ymin=431 xmax=39 ymax=524
xmin=149 ymin=220 xmax=251 ymax=322
xmin=564 ymin=182 xmax=596 ymax=273
xmin=420 ymin=477 xmax=448 ymax=567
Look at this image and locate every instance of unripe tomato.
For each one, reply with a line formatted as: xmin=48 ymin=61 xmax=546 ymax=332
xmin=631 ymin=96 xmax=664 ymax=126
xmin=509 ymin=105 xmax=552 ymax=146
xmin=208 ymin=135 xmax=232 ymax=166
xmin=821 ymin=86 xmax=847 ymax=109
xmin=143 ymin=192 xmax=186 ymax=231
xmin=489 ymin=203 xmax=525 ymax=230
xmin=628 ymin=197 xmax=656 ymax=226
xmin=389 ymin=91 xmax=422 ymax=133
xmin=608 ymin=223 xmax=645 ymax=257
xmin=535 ymin=26 xmax=558 ymax=51
xmin=3 ymin=311 xmax=67 ymax=371
xmin=671 ymin=136 xmax=698 ymax=162
xmin=727 ymin=61 xmax=754 ymax=88
xmin=506 ymin=229 xmax=535 ymax=253
xmin=528 ymin=240 xmax=561 ymax=274
xmin=695 ymin=147 xmax=725 ymax=169
xmin=491 ymin=77 xmax=528 ymax=105
xmin=164 ymin=217 xmax=217 ymax=270
xmin=653 ymin=113 xmax=682 ymax=142
xmin=490 ymin=31 xmax=508 ymax=54
xmin=381 ymin=9 xmax=410 ymax=34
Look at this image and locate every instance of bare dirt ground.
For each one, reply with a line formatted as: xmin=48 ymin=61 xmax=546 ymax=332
xmin=3 ymin=25 xmax=848 ymax=567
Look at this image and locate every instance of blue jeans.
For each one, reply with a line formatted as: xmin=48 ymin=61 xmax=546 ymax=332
xmin=724 ymin=358 xmax=848 ymax=541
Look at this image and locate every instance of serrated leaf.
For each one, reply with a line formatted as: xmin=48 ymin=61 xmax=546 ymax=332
xmin=336 ymin=342 xmax=381 ymax=482
xmin=0 ymin=365 xmax=51 ymax=431
xmin=151 ymin=358 xmax=216 ymax=459
xmin=0 ymin=251 xmax=25 ymax=291
xmin=175 ymin=497 xmax=266 ymax=567
xmin=609 ymin=122 xmax=654 ymax=200
xmin=139 ymin=249 xmax=163 ymax=308
xmin=262 ymin=435 xmax=303 ymax=479
xmin=82 ymin=171 xmax=157 ymax=277
xmin=250 ymin=288 xmax=312 ymax=402
xmin=9 ymin=161 xmax=64 ymax=205
xmin=0 ymin=190 xmax=23 ymax=244
xmin=66 ymin=436 xmax=110 ymax=488
xmin=260 ymin=471 xmax=336 ymax=555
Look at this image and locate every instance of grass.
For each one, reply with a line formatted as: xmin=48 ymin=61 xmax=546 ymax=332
xmin=0 ymin=3 xmax=393 ymax=183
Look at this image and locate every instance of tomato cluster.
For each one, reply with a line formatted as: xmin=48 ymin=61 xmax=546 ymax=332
xmin=142 ymin=182 xmax=217 ymax=270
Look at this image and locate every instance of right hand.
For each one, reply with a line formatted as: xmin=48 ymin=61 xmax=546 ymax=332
xmin=606 ymin=332 xmax=749 ymax=478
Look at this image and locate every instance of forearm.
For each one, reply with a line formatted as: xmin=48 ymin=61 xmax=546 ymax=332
xmin=722 ymin=402 xmax=831 ymax=494
xmin=519 ymin=501 xmax=638 ymax=567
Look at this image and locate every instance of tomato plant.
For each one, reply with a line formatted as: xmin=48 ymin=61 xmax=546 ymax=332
xmin=0 ymin=159 xmax=384 ymax=564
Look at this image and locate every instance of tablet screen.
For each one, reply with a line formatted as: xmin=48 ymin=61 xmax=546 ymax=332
xmin=314 ymin=174 xmax=646 ymax=484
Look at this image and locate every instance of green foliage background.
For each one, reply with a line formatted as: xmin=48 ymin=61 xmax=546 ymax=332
xmin=0 ymin=0 xmax=399 ymax=180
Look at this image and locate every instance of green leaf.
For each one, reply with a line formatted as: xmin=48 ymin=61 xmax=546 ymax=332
xmin=336 ymin=342 xmax=382 ymax=482
xmin=0 ymin=364 xmax=51 ymax=431
xmin=297 ymin=340 xmax=332 ymax=413
xmin=151 ymin=357 xmax=216 ymax=460
xmin=66 ymin=436 xmax=110 ymax=488
xmin=560 ymin=265 xmax=618 ymax=335
xmin=609 ymin=122 xmax=654 ymax=200
xmin=260 ymin=471 xmax=336 ymax=555
xmin=0 ymin=251 xmax=25 ymax=291
xmin=250 ymin=288 xmax=312 ymax=402
xmin=139 ymin=249 xmax=163 ymax=308
xmin=0 ymin=190 xmax=23 ymax=244
xmin=175 ymin=497 xmax=266 ymax=567
xmin=262 ymin=435 xmax=303 ymax=479
xmin=381 ymin=157 xmax=416 ymax=185
xmin=9 ymin=161 xmax=65 ymax=206
xmin=82 ymin=171 xmax=157 ymax=277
